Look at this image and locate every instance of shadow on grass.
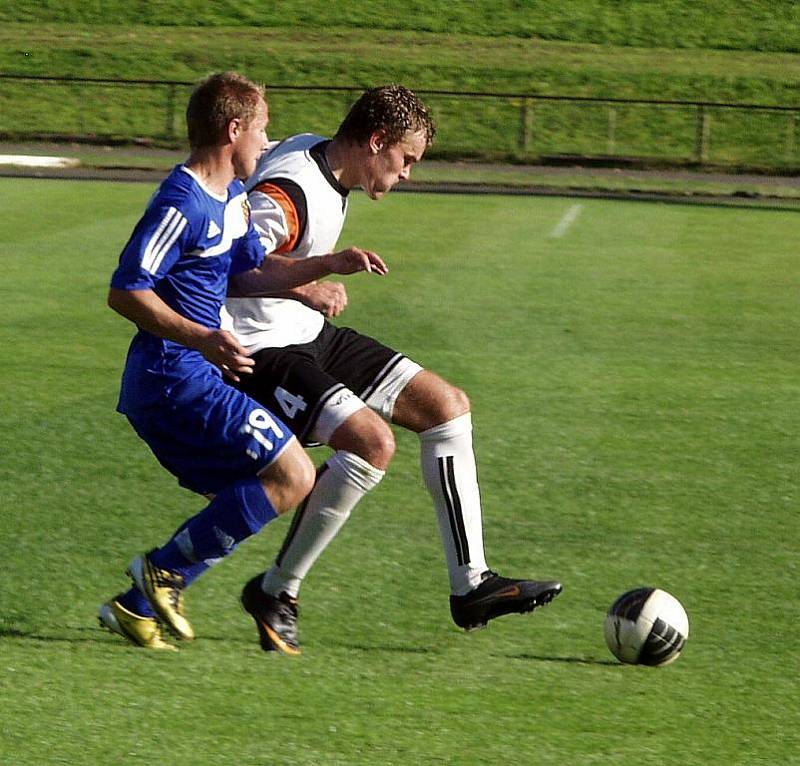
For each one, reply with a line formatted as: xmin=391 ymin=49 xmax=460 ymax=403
xmin=209 ymin=634 xmax=618 ymax=664
xmin=323 ymin=641 xmax=438 ymax=654
xmin=1 ymin=625 xmax=111 ymax=643
xmin=199 ymin=634 xmax=440 ymax=655
xmin=507 ymin=652 xmax=618 ymax=666
xmin=0 ymin=627 xmax=618 ymax=666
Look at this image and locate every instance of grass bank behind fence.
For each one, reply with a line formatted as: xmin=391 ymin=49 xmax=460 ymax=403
xmin=1 ymin=4 xmax=798 ymax=167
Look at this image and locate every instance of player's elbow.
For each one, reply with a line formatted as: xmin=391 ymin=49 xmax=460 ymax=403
xmin=107 ymin=287 xmax=146 ymax=325
xmin=107 ymin=287 xmax=126 ymax=315
xmin=227 ymin=272 xmax=246 ymax=297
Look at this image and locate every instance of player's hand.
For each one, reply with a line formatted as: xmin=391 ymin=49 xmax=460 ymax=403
xmin=296 ymin=281 xmax=349 ymax=317
xmin=324 ymin=246 xmax=388 ymax=277
xmin=196 ymin=329 xmax=255 ymax=382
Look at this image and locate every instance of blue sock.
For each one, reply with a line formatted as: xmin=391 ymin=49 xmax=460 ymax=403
xmin=117 ymin=586 xmax=156 ymax=618
xmin=156 ymin=518 xmax=213 ymax=587
xmin=117 ymin=482 xmax=275 ymax=616
xmin=173 ymin=559 xmax=212 ymax=586
xmin=149 ymin=478 xmax=278 ymax=574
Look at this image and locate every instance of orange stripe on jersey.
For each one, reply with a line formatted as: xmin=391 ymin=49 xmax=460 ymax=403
xmin=251 ymin=182 xmax=301 ymax=253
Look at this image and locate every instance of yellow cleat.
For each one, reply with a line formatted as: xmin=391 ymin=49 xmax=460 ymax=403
xmin=98 ymin=598 xmax=177 ymax=651
xmin=127 ymin=553 xmax=195 ymax=641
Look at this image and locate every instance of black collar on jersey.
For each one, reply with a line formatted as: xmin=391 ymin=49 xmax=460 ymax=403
xmin=310 ymin=140 xmax=350 ymax=198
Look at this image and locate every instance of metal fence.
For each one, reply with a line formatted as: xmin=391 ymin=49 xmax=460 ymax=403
xmin=1 ymin=74 xmax=798 ymax=168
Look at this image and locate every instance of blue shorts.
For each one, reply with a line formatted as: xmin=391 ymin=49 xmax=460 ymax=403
xmin=120 ymin=349 xmax=293 ymax=496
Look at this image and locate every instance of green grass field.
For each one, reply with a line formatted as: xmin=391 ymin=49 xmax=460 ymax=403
xmin=0 ymin=178 xmax=798 ymax=765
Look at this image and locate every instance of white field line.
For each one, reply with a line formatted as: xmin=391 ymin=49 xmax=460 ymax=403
xmin=548 ymin=203 xmax=583 ymax=239
xmin=0 ymin=155 xmax=80 ymax=168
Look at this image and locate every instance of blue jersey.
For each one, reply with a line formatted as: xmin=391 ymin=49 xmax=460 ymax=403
xmin=112 ymin=165 xmax=266 ymax=415
xmin=112 ymin=164 xmax=264 ymax=327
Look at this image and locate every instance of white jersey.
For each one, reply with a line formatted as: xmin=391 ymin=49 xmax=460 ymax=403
xmin=225 ymin=133 xmax=349 ymax=350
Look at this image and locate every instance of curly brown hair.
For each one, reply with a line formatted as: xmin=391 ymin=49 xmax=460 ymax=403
xmin=186 ymin=72 xmax=265 ymax=149
xmin=335 ymin=85 xmax=436 ymax=148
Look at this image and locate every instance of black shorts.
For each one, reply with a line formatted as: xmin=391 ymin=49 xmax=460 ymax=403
xmin=236 ymin=321 xmax=411 ymax=445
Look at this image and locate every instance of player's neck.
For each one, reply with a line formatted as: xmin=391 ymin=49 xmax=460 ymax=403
xmin=185 ymin=148 xmax=236 ymax=195
xmin=324 ymin=138 xmax=358 ymax=191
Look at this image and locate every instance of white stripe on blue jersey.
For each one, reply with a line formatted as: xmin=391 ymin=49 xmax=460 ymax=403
xmin=111 ymin=164 xmax=265 ymax=330
xmin=142 ymin=206 xmax=188 ymax=275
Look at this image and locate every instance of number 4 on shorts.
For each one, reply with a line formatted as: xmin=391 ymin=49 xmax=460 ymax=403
xmin=275 ymin=386 xmax=307 ymax=419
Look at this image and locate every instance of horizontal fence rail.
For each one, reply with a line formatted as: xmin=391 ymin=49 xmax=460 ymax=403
xmin=1 ymin=74 xmax=798 ymax=169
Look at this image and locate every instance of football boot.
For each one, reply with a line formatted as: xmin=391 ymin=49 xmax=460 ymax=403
xmin=98 ymin=597 xmax=176 ymax=651
xmin=241 ymin=574 xmax=301 ymax=656
xmin=450 ymin=570 xmax=563 ymax=630
xmin=127 ymin=552 xmax=194 ymax=641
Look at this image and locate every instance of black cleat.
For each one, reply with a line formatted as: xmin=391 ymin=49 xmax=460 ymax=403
xmin=241 ymin=574 xmax=301 ymax=656
xmin=450 ymin=570 xmax=563 ymax=630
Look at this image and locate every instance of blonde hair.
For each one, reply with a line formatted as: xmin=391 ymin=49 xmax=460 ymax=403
xmin=186 ymin=72 xmax=265 ymax=149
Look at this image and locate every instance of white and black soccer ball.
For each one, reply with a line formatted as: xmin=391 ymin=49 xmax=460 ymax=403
xmin=604 ymin=587 xmax=689 ymax=666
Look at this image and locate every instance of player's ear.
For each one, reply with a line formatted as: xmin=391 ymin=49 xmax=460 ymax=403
xmin=368 ymin=130 xmax=386 ymax=155
xmin=228 ymin=117 xmax=242 ymax=144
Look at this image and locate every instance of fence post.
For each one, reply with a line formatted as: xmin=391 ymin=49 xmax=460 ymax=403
xmin=784 ymin=113 xmax=796 ymax=162
xmin=695 ymin=105 xmax=711 ymax=163
xmin=519 ymin=98 xmax=533 ymax=153
xmin=165 ymin=83 xmax=177 ymax=141
xmin=607 ymin=107 xmax=617 ymax=155
xmin=77 ymin=87 xmax=85 ymax=135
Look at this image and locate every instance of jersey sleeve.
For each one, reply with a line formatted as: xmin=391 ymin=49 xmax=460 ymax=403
xmin=248 ymin=180 xmax=307 ymax=255
xmin=229 ymin=215 xmax=268 ymax=276
xmin=111 ymin=202 xmax=194 ymax=290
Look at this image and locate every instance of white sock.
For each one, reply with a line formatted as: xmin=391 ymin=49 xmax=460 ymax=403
xmin=261 ymin=451 xmax=384 ymax=598
xmin=419 ymin=412 xmax=488 ymax=596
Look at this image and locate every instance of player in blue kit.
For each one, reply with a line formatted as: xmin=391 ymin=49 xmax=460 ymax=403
xmin=98 ymin=72 xmax=387 ymax=650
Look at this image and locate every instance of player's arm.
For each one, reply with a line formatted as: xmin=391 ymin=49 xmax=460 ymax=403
xmin=236 ymin=181 xmax=308 ymax=303
xmin=230 ymin=183 xmax=386 ymax=297
xmin=229 ymin=246 xmax=388 ymax=297
xmin=229 ymin=181 xmax=384 ymax=314
xmin=108 ymin=288 xmax=255 ymax=381
xmin=286 ymin=279 xmax=348 ymax=318
xmin=230 ymin=268 xmax=351 ymax=318
xmin=111 ymin=201 xmax=254 ymax=380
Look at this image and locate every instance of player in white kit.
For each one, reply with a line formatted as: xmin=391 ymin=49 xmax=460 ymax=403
xmin=228 ymin=86 xmax=563 ymax=654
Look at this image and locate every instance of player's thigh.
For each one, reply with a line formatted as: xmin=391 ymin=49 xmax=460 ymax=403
xmin=239 ymin=348 xmax=366 ymax=446
xmin=127 ymin=377 xmax=293 ymax=496
xmin=318 ymin=324 xmax=424 ymax=422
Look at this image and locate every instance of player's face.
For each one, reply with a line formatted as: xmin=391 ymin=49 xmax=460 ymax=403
xmin=363 ymin=128 xmax=427 ymax=200
xmin=232 ymin=99 xmax=269 ymax=180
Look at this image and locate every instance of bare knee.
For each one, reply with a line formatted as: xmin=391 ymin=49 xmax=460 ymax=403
xmin=329 ymin=408 xmax=395 ymax=471
xmin=393 ymin=370 xmax=471 ymax=432
xmin=258 ymin=438 xmax=316 ymax=514
xmin=444 ymin=384 xmax=470 ymax=421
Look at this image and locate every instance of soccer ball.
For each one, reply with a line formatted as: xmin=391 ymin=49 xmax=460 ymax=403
xmin=604 ymin=587 xmax=689 ymax=666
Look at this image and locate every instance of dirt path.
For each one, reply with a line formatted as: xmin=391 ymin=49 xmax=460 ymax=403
xmin=2 ymin=141 xmax=798 ymax=210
